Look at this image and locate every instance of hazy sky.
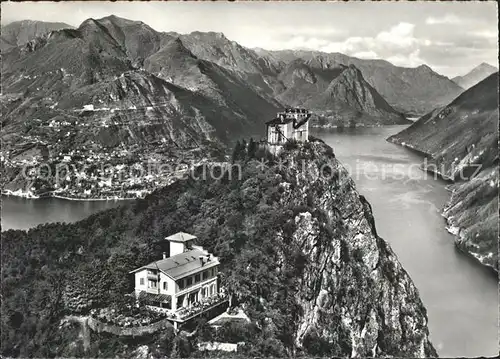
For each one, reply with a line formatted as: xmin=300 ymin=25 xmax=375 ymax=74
xmin=2 ymin=1 xmax=498 ymax=77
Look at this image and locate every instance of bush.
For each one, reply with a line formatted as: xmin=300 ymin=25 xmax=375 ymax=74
xmin=172 ymin=333 xmax=192 ymax=358
xmin=283 ymin=139 xmax=299 ymax=151
xmin=302 ymin=329 xmax=334 ymax=356
xmin=215 ymin=321 xmax=258 ymax=343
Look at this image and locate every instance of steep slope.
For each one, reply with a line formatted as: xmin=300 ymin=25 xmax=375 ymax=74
xmin=143 ymin=36 xmax=282 ymax=129
xmin=304 ymin=65 xmax=408 ymax=126
xmin=0 ymin=20 xmax=73 ymax=50
xmin=1 ymin=140 xmax=436 ymax=358
xmin=1 ymin=16 xmax=281 ymax=198
xmin=275 ymin=58 xmax=345 ymax=106
xmin=255 ymin=49 xmax=464 ymax=115
xmin=387 ymin=73 xmax=499 ymax=271
xmin=452 ymin=63 xmax=498 ymax=90
xmin=178 ymin=31 xmax=286 ymax=100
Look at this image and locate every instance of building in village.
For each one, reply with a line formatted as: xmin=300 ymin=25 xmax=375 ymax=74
xmin=129 ymin=232 xmax=225 ymax=328
xmin=265 ymin=108 xmax=311 ymax=153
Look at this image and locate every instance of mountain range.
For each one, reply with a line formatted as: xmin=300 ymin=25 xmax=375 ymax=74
xmin=452 ymin=63 xmax=498 ymax=90
xmin=0 ymin=15 xmax=479 ymax=196
xmin=255 ymin=48 xmax=464 ymax=115
xmin=388 ymin=72 xmax=499 ymax=271
xmin=2 ymin=17 xmax=468 ymax=136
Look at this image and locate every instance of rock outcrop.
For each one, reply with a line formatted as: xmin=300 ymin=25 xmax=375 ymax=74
xmin=272 ymin=141 xmax=436 ymax=356
xmin=305 ymin=65 xmax=408 ymax=127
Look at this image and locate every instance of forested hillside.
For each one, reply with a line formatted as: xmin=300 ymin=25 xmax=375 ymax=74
xmin=1 ymin=139 xmax=436 ymax=358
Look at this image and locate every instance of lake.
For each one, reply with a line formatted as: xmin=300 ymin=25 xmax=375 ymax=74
xmin=313 ymin=126 xmax=498 ymax=358
xmin=1 ymin=126 xmax=498 ymax=357
xmin=1 ymin=196 xmax=125 ymax=231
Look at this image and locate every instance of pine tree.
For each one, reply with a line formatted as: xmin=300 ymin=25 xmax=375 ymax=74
xmin=248 ymin=138 xmax=257 ymax=159
xmin=232 ymin=141 xmax=242 ymax=162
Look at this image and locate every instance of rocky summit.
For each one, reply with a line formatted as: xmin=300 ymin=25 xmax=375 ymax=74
xmin=388 ymin=73 xmax=499 ymax=271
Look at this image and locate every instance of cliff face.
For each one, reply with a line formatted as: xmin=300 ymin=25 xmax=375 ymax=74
xmin=273 ymin=141 xmax=436 ymax=356
xmin=304 ymin=65 xmax=408 ymax=127
xmin=387 ymin=73 xmax=498 ymax=272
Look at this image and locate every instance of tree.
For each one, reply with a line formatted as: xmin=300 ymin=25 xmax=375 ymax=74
xmin=172 ymin=333 xmax=192 ymax=358
xmin=247 ymin=138 xmax=257 ymax=159
xmin=231 ymin=141 xmax=242 ymax=162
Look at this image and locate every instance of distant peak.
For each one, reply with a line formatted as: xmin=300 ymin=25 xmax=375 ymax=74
xmin=99 ymin=14 xmax=143 ymax=25
xmin=79 ymin=18 xmax=99 ymax=28
xmin=189 ymin=31 xmax=227 ymax=39
xmin=417 ymin=64 xmax=433 ymax=71
xmin=79 ymin=15 xmax=144 ymax=29
xmin=477 ymin=62 xmax=497 ymax=70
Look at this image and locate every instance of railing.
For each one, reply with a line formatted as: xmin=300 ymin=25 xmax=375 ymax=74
xmin=175 ymin=293 xmax=227 ymax=321
xmin=147 ymin=273 xmax=158 ymax=280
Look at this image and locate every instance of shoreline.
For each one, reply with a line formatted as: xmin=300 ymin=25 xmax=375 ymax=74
xmin=2 ymin=190 xmax=139 ymax=202
xmin=311 ymin=123 xmax=409 ymax=129
xmin=419 ymin=163 xmax=454 ymax=182
xmin=388 ymin=137 xmax=496 ymax=274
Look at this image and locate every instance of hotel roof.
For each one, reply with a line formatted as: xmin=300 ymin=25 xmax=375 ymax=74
xmin=166 ymin=232 xmax=197 ymax=242
xmin=129 ymin=249 xmax=219 ymax=280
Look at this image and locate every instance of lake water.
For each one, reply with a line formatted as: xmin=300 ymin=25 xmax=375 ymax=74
xmin=1 ymin=196 xmax=125 ymax=231
xmin=313 ymin=126 xmax=498 ymax=358
xmin=1 ymin=126 xmax=497 ymax=356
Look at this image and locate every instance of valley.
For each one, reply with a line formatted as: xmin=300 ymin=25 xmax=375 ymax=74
xmin=387 ymin=73 xmax=499 ymax=272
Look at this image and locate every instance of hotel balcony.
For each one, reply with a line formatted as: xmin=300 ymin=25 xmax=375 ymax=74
xmin=144 ymin=292 xmax=228 ymax=322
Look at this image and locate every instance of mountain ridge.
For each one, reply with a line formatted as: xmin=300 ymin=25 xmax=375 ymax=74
xmin=387 ymin=72 xmax=499 ymax=271
xmin=1 ymin=20 xmax=73 ymax=50
xmin=255 ymin=48 xmax=464 ymax=115
xmin=452 ymin=62 xmax=498 ymax=90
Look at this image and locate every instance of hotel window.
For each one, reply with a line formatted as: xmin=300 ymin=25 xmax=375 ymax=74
xmin=209 ymin=284 xmax=215 ymax=296
xmin=201 ymin=287 xmax=207 ymax=298
xmin=163 ymin=282 xmax=168 ymax=291
xmin=195 ymin=274 xmax=200 ymax=283
xmin=186 ymin=276 xmax=193 ymax=286
xmin=140 ymin=278 xmax=144 ymax=285
xmin=178 ymin=279 xmax=185 ymax=290
xmin=202 ymin=270 xmax=208 ymax=280
xmin=148 ymin=280 xmax=157 ymax=288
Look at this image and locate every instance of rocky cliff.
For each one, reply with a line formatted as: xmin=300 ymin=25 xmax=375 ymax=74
xmin=387 ymin=73 xmax=499 ymax=272
xmin=1 ymin=139 xmax=436 ymax=357
xmin=304 ymin=65 xmax=408 ymax=127
xmin=272 ymin=140 xmax=435 ymax=356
